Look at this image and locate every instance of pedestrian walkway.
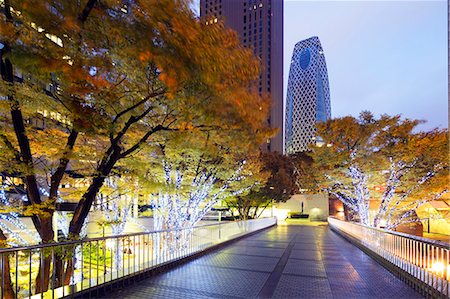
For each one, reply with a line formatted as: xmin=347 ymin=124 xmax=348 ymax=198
xmin=99 ymin=225 xmax=423 ymax=298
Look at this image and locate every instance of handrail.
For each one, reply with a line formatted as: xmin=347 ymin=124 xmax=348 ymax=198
xmin=328 ymin=217 xmax=449 ymax=298
xmin=0 ymin=218 xmax=265 ymax=253
xmin=0 ymin=217 xmax=276 ymax=299
xmin=328 ymin=216 xmax=449 ymax=249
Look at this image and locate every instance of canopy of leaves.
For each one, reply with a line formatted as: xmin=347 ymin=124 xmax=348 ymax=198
xmin=227 ymin=151 xmax=299 ymax=219
xmin=312 ymin=112 xmax=449 ymax=227
xmin=0 ymin=0 xmax=273 ymax=236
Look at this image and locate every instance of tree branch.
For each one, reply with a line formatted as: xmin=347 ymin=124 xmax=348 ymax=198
xmin=78 ymin=0 xmax=98 ymax=23
xmin=112 ymin=89 xmax=164 ymax=126
xmin=49 ymin=130 xmax=79 ymax=200
xmin=0 ymin=132 xmax=21 ymax=162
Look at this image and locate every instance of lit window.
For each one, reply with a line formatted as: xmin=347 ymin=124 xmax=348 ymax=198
xmin=30 ymin=22 xmax=44 ymax=32
xmin=45 ymin=33 xmax=63 ymax=47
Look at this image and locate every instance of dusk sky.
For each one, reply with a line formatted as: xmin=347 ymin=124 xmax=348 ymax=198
xmin=284 ymin=0 xmax=447 ymax=131
xmin=193 ymin=1 xmax=448 ymax=131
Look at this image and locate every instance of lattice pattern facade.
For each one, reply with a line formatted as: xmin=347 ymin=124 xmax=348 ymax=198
xmin=285 ymin=36 xmax=331 ymax=154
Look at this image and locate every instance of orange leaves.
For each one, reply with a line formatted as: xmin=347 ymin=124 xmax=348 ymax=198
xmin=138 ymin=50 xmax=152 ymax=62
xmin=29 ymin=128 xmax=68 ymax=157
xmin=171 ymin=15 xmax=200 ymax=44
xmin=88 ymin=74 xmax=110 ymax=89
xmin=175 ymin=121 xmax=194 ymax=131
xmin=61 ymin=16 xmax=81 ymax=32
xmin=0 ymin=21 xmax=16 ymax=42
xmin=158 ymin=72 xmax=178 ymax=91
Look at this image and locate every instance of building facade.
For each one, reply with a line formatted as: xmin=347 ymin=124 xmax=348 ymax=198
xmin=285 ymin=36 xmax=331 ymax=154
xmin=200 ymin=0 xmax=283 ymax=152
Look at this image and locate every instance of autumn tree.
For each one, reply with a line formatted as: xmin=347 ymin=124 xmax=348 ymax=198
xmin=0 ymin=0 xmax=271 ymax=295
xmin=312 ymin=112 xmax=449 ymax=229
xmin=290 ymin=151 xmax=317 ymax=192
xmin=130 ymin=121 xmax=267 ymax=226
xmin=227 ymin=151 xmax=298 ymax=220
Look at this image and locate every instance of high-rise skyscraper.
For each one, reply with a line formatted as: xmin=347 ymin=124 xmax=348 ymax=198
xmin=285 ymin=36 xmax=331 ymax=154
xmin=200 ymin=0 xmax=283 ymax=152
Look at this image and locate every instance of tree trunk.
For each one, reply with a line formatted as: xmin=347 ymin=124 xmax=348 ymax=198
xmin=69 ymin=146 xmax=120 ymax=237
xmin=35 ymin=255 xmax=52 ymax=294
xmin=53 ymin=253 xmax=65 ymax=288
xmin=63 ymin=258 xmax=74 ymax=286
xmin=256 ymin=203 xmax=269 ymax=219
xmin=252 ymin=206 xmax=259 ymax=219
xmin=65 ymin=146 xmax=121 ymax=282
xmin=2 ymin=55 xmax=55 ymax=294
xmin=35 ymin=215 xmax=54 ymax=293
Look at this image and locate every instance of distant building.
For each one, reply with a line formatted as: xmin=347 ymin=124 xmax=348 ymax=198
xmin=200 ymin=0 xmax=284 ymax=152
xmin=285 ymin=36 xmax=331 ymax=154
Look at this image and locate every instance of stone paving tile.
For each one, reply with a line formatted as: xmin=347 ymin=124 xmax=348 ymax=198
xmin=191 ymin=252 xmax=279 ymax=272
xmin=324 ymin=229 xmax=422 ymax=299
xmin=148 ymin=264 xmax=269 ymax=298
xmin=272 ymin=274 xmax=333 ymax=299
xmin=233 ymin=240 xmax=289 ymax=249
xmin=220 ymin=246 xmax=285 ymax=258
xmin=99 ymin=224 xmax=424 ymax=299
xmin=292 ymin=244 xmax=318 ymax=251
xmin=283 ymin=258 xmax=327 ymax=278
xmin=100 ymin=283 xmax=228 ymax=299
xmin=289 ymin=249 xmax=322 ymax=260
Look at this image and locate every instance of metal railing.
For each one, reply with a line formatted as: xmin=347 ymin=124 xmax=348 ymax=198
xmin=328 ymin=217 xmax=449 ymax=298
xmin=0 ymin=217 xmax=276 ymax=299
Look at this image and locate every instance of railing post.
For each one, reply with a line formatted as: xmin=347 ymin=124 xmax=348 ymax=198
xmin=0 ymin=218 xmax=274 ymax=298
xmin=327 ymin=217 xmax=449 ymax=298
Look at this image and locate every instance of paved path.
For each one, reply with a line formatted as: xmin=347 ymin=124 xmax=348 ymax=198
xmin=100 ymin=225 xmax=423 ymax=298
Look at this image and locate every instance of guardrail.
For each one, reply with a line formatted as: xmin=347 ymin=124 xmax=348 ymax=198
xmin=328 ymin=217 xmax=449 ymax=298
xmin=0 ymin=217 xmax=276 ymax=299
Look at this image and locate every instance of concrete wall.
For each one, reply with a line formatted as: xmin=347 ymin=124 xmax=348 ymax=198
xmin=268 ymin=193 xmax=329 ymax=221
xmin=416 ymin=203 xmax=450 ymax=235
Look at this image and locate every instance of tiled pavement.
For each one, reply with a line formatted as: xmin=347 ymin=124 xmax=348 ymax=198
xmin=99 ymin=225 xmax=423 ymax=299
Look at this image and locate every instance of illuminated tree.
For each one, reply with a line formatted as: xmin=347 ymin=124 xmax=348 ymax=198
xmin=1 ymin=0 xmax=270 ymax=294
xmin=139 ymin=128 xmax=268 ymax=252
xmin=0 ymin=184 xmax=40 ymax=246
xmin=226 ymin=151 xmax=297 ymax=220
xmin=313 ymin=112 xmax=449 ymax=229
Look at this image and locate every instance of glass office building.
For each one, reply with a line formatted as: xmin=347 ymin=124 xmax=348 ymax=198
xmin=200 ymin=0 xmax=284 ymax=153
xmin=285 ymin=36 xmax=331 ymax=154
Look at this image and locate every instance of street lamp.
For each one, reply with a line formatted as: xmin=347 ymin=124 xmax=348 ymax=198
xmin=425 ymin=207 xmax=431 ymax=233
